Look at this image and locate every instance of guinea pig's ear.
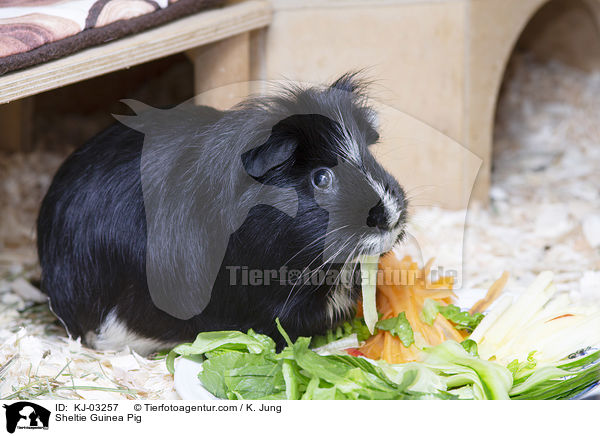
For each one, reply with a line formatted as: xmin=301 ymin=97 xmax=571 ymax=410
xmin=241 ymin=137 xmax=297 ymax=179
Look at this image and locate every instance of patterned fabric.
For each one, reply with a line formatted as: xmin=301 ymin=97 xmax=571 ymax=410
xmin=0 ymin=0 xmax=223 ymax=74
xmin=0 ymin=0 xmax=179 ymax=58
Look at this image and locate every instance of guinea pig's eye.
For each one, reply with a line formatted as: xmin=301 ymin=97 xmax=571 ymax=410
xmin=311 ymin=168 xmax=334 ymax=190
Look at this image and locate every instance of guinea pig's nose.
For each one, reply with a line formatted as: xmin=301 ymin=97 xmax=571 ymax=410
xmin=367 ymin=201 xmax=390 ymax=231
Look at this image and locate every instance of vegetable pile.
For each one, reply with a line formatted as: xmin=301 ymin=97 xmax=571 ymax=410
xmin=168 ymin=254 xmax=600 ymax=400
xmin=167 ymin=323 xmax=599 ymax=400
xmin=357 ymin=255 xmax=490 ymax=362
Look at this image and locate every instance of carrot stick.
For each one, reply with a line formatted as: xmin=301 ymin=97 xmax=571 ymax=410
xmin=470 ymin=271 xmax=509 ymax=314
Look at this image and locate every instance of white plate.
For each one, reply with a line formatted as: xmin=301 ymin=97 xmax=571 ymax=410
xmin=173 ymin=357 xmax=217 ymax=400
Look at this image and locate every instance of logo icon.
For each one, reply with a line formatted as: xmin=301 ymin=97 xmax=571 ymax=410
xmin=3 ymin=402 xmax=50 ymax=433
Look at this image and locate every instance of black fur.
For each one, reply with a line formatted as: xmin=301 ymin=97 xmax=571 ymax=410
xmin=37 ymin=73 xmax=407 ymax=352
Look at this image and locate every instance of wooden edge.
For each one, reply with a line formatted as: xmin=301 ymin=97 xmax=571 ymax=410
xmin=0 ymin=0 xmax=272 ymax=104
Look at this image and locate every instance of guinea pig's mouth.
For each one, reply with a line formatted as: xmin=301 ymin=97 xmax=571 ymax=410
xmin=359 ymin=225 xmax=406 ymax=258
xmin=355 ymin=224 xmax=405 ymax=334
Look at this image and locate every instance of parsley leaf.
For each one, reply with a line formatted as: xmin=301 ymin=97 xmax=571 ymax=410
xmin=375 ymin=312 xmax=415 ymax=347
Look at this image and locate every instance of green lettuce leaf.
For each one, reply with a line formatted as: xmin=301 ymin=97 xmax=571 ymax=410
xmin=375 ymin=312 xmax=414 ymax=347
xmin=199 ymin=351 xmax=286 ymax=400
xmin=421 ymin=299 xmax=484 ymax=332
xmin=421 ymin=298 xmax=440 ymax=325
xmin=423 ymin=340 xmax=513 ymax=400
xmin=461 ymin=339 xmax=479 ymax=357
xmin=310 ymin=318 xmax=371 ymax=348
xmin=507 ymin=351 xmax=537 ymax=379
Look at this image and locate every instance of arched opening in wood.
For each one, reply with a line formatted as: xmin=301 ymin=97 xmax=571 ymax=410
xmin=492 ymin=0 xmax=600 ymax=195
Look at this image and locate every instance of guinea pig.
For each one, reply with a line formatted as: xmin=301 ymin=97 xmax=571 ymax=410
xmin=37 ymin=73 xmax=407 ymax=354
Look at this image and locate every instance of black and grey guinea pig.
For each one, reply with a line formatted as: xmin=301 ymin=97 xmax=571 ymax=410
xmin=36 ymin=73 xmax=407 ymax=354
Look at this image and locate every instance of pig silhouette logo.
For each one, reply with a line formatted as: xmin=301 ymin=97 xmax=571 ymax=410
xmin=3 ymin=402 xmax=50 ymax=433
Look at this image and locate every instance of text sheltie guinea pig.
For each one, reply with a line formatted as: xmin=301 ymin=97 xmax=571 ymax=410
xmin=37 ymin=73 xmax=407 ymax=354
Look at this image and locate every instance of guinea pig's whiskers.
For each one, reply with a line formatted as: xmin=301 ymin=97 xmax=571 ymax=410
xmin=290 ymin=239 xmax=356 ymax=318
xmin=327 ymin=239 xmax=367 ymax=322
xmin=291 ymin=238 xmax=351 ymax=295
xmin=277 ymin=238 xmax=343 ymax=316
xmin=278 ymin=226 xmax=351 ymax=315
xmin=347 ymin=234 xmax=368 ymax=286
xmin=304 ymin=237 xmax=355 ymax=284
xmin=281 ymin=225 xmax=350 ymax=269
xmin=403 ymin=185 xmax=441 ymax=205
xmin=330 ymin=245 xmax=359 ymax=295
xmin=309 ymin=237 xmax=359 ymax=299
xmin=278 ymin=236 xmax=355 ymax=319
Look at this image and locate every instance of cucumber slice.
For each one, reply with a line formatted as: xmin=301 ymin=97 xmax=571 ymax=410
xmin=360 ymin=254 xmax=380 ymax=334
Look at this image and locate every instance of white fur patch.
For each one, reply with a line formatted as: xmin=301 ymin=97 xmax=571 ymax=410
xmin=335 ymin=119 xmax=362 ymax=166
xmin=361 ymin=233 xmax=398 ymax=255
xmin=326 ymin=283 xmax=356 ymax=322
xmin=86 ymin=309 xmax=176 ymax=355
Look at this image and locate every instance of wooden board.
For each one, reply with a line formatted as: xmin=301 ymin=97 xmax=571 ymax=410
xmin=0 ymin=98 xmax=33 ymax=152
xmin=187 ymin=32 xmax=250 ymax=109
xmin=0 ymin=0 xmax=272 ymax=104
